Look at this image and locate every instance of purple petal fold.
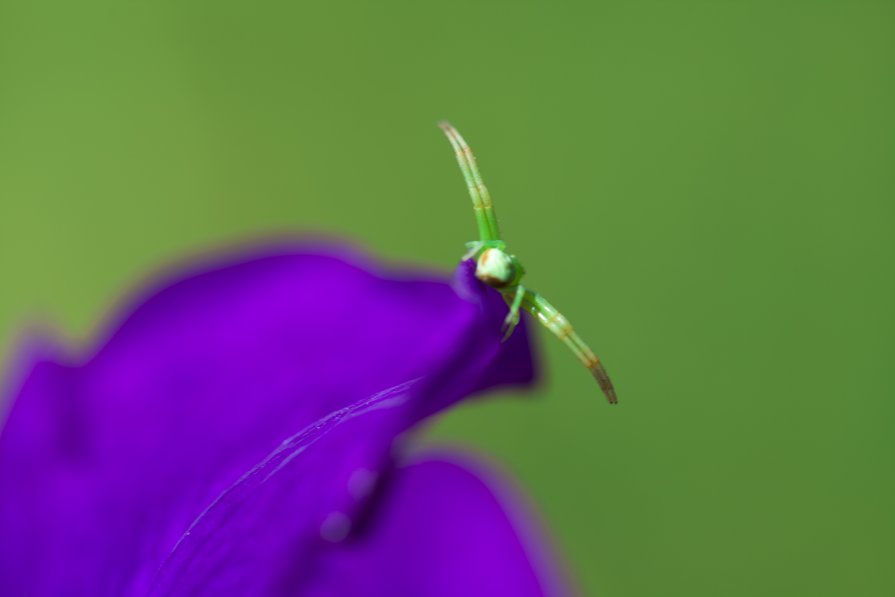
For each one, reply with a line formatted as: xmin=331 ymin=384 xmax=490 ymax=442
xmin=0 ymin=241 xmax=565 ymax=596
xmin=304 ymin=455 xmax=571 ymax=597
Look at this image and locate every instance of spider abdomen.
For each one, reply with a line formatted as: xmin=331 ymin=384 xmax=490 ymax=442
xmin=476 ymin=248 xmax=518 ymax=288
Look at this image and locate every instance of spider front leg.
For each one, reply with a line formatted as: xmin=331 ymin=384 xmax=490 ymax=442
xmin=522 ymin=290 xmax=618 ymax=404
xmin=500 ymin=285 xmax=526 ymax=341
xmin=439 ymin=122 xmax=501 ymax=243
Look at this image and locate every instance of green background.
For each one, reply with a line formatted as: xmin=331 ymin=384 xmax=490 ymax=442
xmin=1 ymin=1 xmax=893 ymax=595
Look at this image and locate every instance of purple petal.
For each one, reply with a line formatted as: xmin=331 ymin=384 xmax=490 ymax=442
xmin=306 ymin=455 xmax=572 ymax=597
xmin=0 ymin=242 xmax=537 ymax=595
xmin=147 ymin=389 xmax=569 ymax=595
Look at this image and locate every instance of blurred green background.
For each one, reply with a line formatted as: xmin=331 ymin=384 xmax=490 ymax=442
xmin=1 ymin=1 xmax=893 ymax=595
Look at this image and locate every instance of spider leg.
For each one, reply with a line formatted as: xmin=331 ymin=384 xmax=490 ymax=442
xmin=462 ymin=243 xmax=481 ymax=260
xmin=439 ymin=122 xmax=501 ymax=242
xmin=464 ymin=240 xmax=507 ymax=260
xmin=522 ymin=290 xmax=618 ymax=404
xmin=500 ymin=285 xmax=526 ymax=342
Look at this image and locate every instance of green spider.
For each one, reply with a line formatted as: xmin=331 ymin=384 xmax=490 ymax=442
xmin=439 ymin=122 xmax=617 ymax=404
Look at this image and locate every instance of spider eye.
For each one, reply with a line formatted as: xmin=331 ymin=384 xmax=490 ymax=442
xmin=476 ymin=249 xmax=516 ymax=288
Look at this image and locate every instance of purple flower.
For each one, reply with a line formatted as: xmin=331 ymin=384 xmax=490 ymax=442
xmin=0 ymin=242 xmax=572 ymax=595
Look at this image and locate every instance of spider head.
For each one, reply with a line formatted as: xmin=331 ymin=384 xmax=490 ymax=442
xmin=475 ymin=248 xmax=525 ymax=289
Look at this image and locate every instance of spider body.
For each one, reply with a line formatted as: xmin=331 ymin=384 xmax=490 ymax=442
xmin=475 ymin=247 xmax=523 ymax=289
xmin=439 ymin=122 xmax=617 ymax=404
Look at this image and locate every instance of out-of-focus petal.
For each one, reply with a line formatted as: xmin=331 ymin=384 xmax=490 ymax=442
xmin=306 ymin=455 xmax=572 ymax=597
xmin=0 ymin=243 xmax=535 ymax=595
